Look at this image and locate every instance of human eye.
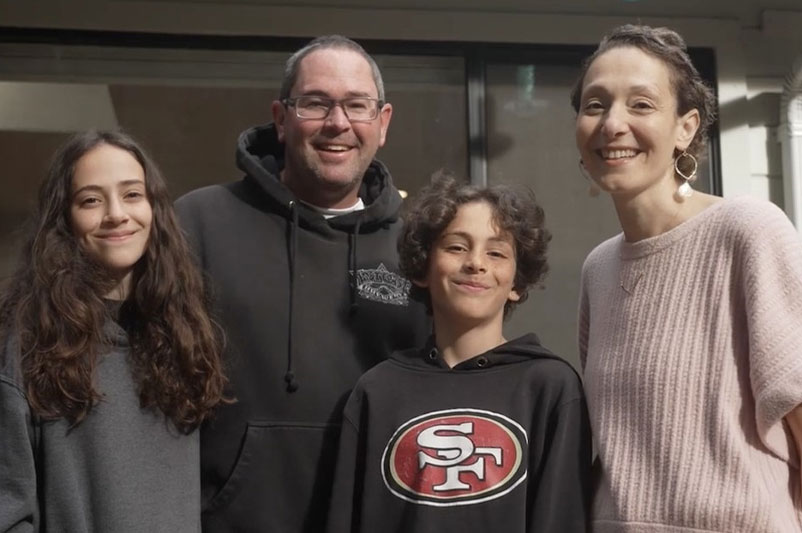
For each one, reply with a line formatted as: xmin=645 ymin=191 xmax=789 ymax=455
xmin=76 ymin=195 xmax=101 ymax=207
xmin=299 ymin=96 xmax=330 ymax=110
xmin=344 ymin=98 xmax=376 ymax=120
xmin=443 ymin=241 xmax=467 ymax=253
xmin=487 ymin=248 xmax=511 ymax=259
xmin=582 ymin=99 xmax=605 ymax=114
xmin=631 ymin=99 xmax=655 ymax=112
xmin=345 ymin=98 xmax=371 ymax=112
xmin=124 ymin=189 xmax=146 ymax=201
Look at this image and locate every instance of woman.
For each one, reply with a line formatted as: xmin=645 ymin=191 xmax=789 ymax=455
xmin=0 ymin=130 xmax=227 ymax=532
xmin=573 ymin=25 xmax=802 ymax=532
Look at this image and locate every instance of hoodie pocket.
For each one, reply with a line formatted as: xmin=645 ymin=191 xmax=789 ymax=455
xmin=203 ymin=421 xmax=341 ymax=533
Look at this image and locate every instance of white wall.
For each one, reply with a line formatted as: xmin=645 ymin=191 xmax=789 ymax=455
xmin=742 ymin=11 xmax=802 ymax=212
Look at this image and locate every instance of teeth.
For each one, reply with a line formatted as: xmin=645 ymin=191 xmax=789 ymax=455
xmin=319 ymin=145 xmax=349 ymax=152
xmin=602 ymin=149 xmax=637 ymax=159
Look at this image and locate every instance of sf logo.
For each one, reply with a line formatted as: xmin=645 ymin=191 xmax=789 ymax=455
xmin=417 ymin=422 xmax=502 ymax=492
xmin=382 ymin=409 xmax=527 ymax=506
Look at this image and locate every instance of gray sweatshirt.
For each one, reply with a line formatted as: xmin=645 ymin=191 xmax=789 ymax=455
xmin=0 ymin=320 xmax=200 ymax=532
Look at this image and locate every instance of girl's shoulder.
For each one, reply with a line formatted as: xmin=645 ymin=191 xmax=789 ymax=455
xmin=0 ymin=332 xmax=24 ymax=394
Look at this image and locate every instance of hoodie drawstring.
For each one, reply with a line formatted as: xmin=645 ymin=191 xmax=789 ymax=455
xmin=284 ymin=201 xmax=300 ymax=393
xmin=349 ymin=213 xmax=363 ymax=316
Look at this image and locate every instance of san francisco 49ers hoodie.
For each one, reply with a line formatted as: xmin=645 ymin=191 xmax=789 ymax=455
xmin=327 ymin=333 xmax=591 ymax=533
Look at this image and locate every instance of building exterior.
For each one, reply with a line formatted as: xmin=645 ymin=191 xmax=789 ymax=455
xmin=1 ymin=0 xmax=800 ymax=366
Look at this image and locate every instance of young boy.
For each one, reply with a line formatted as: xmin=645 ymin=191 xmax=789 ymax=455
xmin=327 ymin=176 xmax=591 ymax=533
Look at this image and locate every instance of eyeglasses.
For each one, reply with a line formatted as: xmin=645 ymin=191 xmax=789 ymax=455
xmin=282 ymin=95 xmax=383 ymax=122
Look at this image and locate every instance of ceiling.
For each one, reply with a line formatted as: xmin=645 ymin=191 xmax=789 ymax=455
xmin=167 ymin=0 xmax=802 ymax=28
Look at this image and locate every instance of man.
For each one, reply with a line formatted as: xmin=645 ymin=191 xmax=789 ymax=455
xmin=176 ymin=36 xmax=430 ymax=532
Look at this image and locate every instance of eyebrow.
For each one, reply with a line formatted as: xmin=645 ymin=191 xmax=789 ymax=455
xmin=582 ymin=83 xmax=662 ymax=97
xmin=73 ymin=179 xmax=146 ymax=196
xmin=298 ymin=90 xmax=376 ymax=99
xmin=628 ymin=84 xmax=662 ymax=96
xmin=441 ymin=231 xmax=514 ymax=245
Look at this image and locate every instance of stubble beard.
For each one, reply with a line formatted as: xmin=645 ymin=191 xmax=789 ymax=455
xmin=284 ymin=149 xmax=369 ymax=206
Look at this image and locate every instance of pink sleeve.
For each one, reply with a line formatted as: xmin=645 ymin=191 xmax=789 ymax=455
xmin=578 ymin=267 xmax=590 ymax=373
xmin=741 ymin=201 xmax=802 ymax=464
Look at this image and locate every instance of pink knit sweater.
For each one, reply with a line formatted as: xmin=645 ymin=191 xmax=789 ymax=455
xmin=579 ymin=196 xmax=802 ymax=532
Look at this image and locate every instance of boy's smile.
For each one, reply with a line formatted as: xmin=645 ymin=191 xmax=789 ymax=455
xmin=417 ymin=201 xmax=520 ymax=331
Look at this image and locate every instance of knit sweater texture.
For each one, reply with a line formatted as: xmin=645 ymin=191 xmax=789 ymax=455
xmin=579 ymin=196 xmax=802 ymax=532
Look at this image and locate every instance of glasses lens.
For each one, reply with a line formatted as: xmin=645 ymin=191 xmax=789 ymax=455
xmin=343 ymin=98 xmax=378 ymax=121
xmin=292 ymin=96 xmax=379 ymax=121
xmin=294 ymin=96 xmax=330 ymax=119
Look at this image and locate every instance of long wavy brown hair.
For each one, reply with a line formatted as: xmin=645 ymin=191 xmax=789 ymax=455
xmin=0 ymin=130 xmax=227 ymax=433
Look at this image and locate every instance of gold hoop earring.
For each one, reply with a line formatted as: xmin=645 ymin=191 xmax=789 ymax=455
xmin=674 ymin=151 xmax=697 ymax=200
xmin=579 ymin=159 xmax=600 ymax=197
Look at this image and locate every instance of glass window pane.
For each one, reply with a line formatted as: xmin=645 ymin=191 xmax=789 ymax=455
xmin=485 ymin=62 xmax=622 ymax=368
xmin=375 ymin=54 xmax=468 ymax=195
xmin=0 ymin=43 xmax=466 ymax=277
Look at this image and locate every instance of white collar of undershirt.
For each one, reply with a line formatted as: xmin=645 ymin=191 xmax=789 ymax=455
xmin=300 ymin=197 xmax=365 ymax=219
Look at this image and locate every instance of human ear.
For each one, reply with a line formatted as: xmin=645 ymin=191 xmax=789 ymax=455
xmin=507 ymin=289 xmax=521 ymax=302
xmin=271 ymin=100 xmax=287 ymax=143
xmin=377 ymin=103 xmax=393 ymax=147
xmin=675 ymin=108 xmax=700 ymax=152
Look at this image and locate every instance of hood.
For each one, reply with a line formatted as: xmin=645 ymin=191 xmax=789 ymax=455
xmin=235 ymin=123 xmax=402 ymax=232
xmin=390 ymin=333 xmax=563 ymax=371
xmin=103 ymin=299 xmax=131 ymax=349
xmin=234 ymin=123 xmax=406 ymax=393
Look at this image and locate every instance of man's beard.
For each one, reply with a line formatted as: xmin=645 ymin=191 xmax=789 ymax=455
xmin=283 ymin=152 xmax=368 ymax=205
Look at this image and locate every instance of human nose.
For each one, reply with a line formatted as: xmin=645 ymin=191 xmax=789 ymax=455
xmin=103 ymin=198 xmax=129 ymax=225
xmin=324 ymin=103 xmax=352 ymax=130
xmin=463 ymin=250 xmax=487 ymax=273
xmin=600 ymin=104 xmax=629 ymax=139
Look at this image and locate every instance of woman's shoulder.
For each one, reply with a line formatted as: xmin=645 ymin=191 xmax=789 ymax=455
xmin=581 ymin=233 xmax=622 ymax=273
xmin=712 ymin=195 xmax=786 ymax=225
xmin=710 ymin=195 xmax=796 ymax=245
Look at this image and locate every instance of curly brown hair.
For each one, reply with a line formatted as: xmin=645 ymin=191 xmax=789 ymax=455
xmin=570 ymin=24 xmax=718 ymax=179
xmin=399 ymin=175 xmax=551 ymax=318
xmin=0 ymin=130 xmax=227 ymax=433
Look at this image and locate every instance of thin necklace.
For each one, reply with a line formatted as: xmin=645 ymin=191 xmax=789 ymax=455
xmin=619 ymin=199 xmax=686 ymax=295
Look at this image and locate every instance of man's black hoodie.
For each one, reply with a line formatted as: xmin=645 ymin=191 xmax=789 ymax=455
xmin=176 ymin=124 xmax=430 ymax=532
xmin=327 ymin=334 xmax=591 ymax=533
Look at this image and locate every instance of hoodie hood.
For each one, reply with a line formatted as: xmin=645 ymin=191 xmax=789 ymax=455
xmin=233 ymin=122 xmax=409 ymax=393
xmin=390 ymin=333 xmax=562 ymax=371
xmin=234 ymin=123 xmax=402 ymax=232
xmin=101 ymin=299 xmax=131 ymax=349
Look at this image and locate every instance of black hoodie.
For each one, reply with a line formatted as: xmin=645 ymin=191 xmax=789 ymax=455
xmin=175 ymin=124 xmax=430 ymax=532
xmin=327 ymin=334 xmax=591 ymax=533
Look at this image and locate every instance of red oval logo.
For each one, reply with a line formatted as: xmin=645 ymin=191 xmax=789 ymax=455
xmin=381 ymin=409 xmax=527 ymax=506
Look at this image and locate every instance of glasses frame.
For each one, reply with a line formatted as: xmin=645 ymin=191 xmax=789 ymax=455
xmin=282 ymin=95 xmax=385 ymax=122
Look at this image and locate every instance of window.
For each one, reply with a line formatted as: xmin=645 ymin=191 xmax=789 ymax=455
xmin=0 ymin=33 xmax=718 ymax=366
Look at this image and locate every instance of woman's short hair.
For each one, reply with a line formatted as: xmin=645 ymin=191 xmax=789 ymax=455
xmin=570 ymin=24 xmax=717 ymax=176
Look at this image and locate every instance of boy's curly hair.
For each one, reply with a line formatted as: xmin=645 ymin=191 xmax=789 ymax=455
xmin=399 ymin=174 xmax=551 ymax=317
